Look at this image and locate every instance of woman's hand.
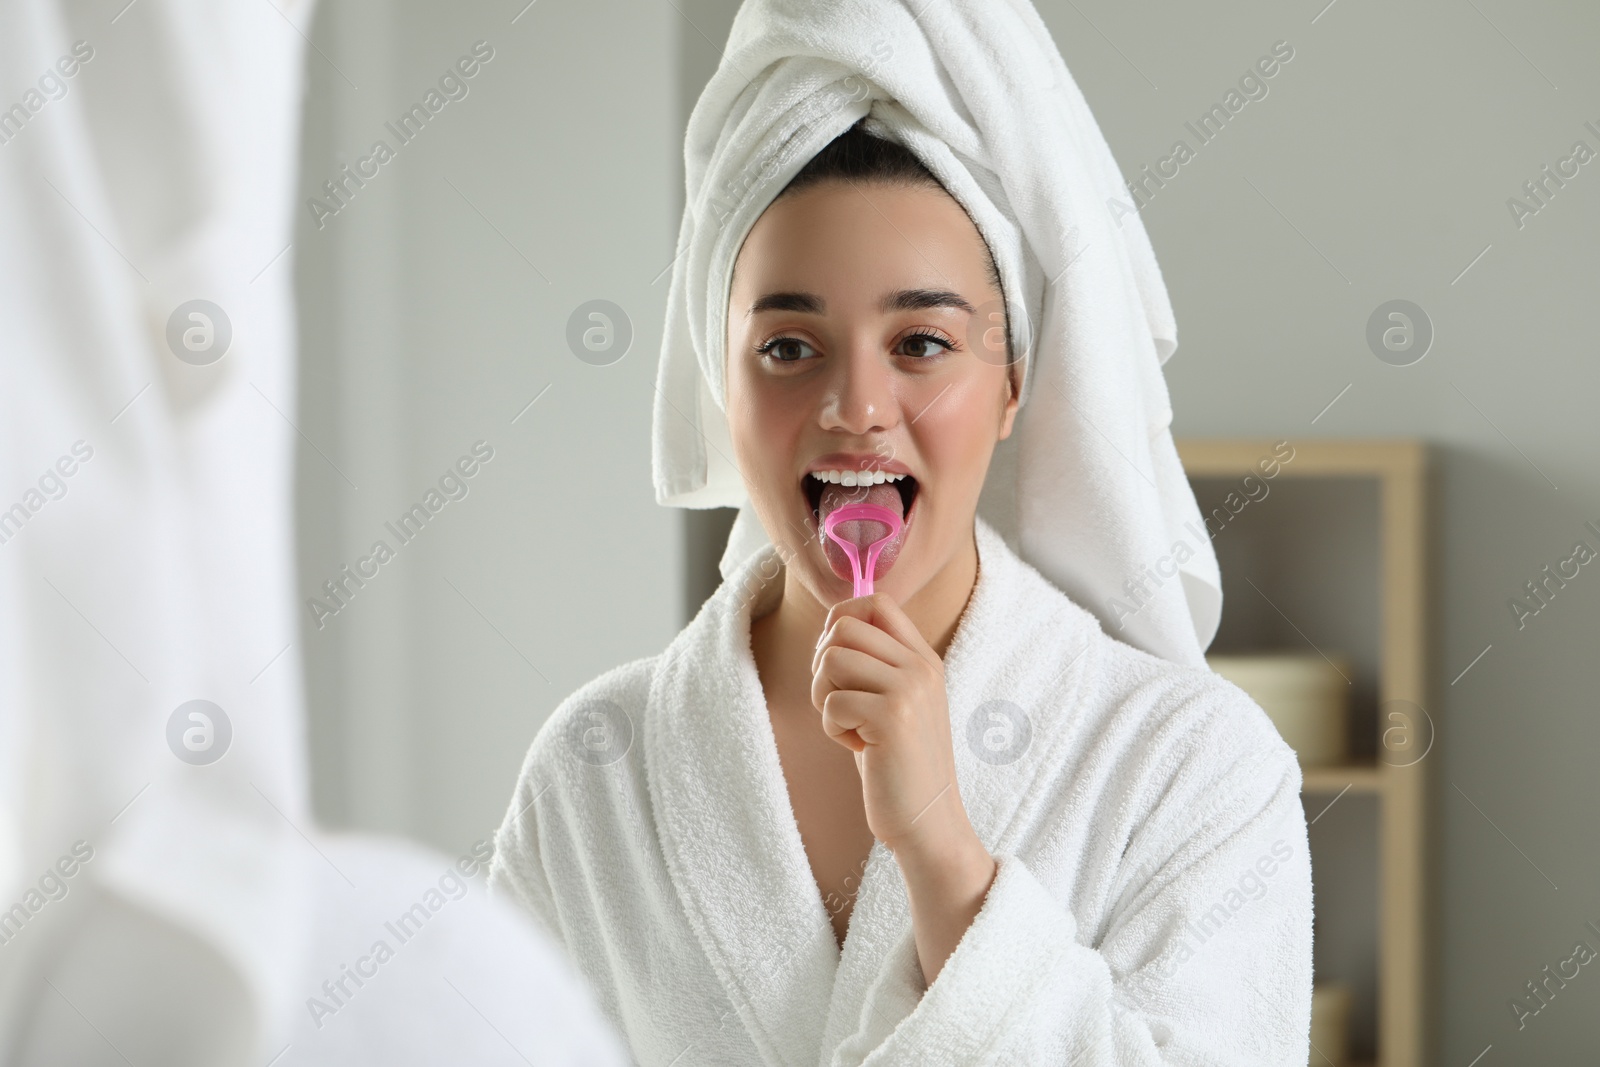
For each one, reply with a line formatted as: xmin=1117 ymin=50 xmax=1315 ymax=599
xmin=810 ymin=592 xmax=998 ymax=985
xmin=810 ymin=592 xmax=961 ymax=851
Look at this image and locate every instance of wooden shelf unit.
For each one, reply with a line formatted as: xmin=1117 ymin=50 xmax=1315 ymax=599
xmin=1176 ymin=439 xmax=1429 ymax=1067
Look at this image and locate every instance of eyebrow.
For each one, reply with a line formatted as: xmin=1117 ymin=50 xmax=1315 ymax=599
xmin=747 ymin=287 xmax=976 ymax=316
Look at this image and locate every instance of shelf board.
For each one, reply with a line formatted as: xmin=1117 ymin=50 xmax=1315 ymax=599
xmin=1301 ymin=764 xmax=1383 ymax=794
xmin=1177 ymin=437 xmax=1425 ymax=481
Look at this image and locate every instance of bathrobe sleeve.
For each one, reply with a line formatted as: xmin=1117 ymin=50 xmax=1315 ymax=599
xmin=488 ymin=758 xmax=566 ymax=948
xmin=835 ymin=697 xmax=1313 ymax=1067
xmin=488 ymin=657 xmax=658 ymax=951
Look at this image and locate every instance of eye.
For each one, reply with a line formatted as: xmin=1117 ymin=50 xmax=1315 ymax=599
xmin=755 ymin=335 xmax=819 ymax=363
xmin=895 ymin=330 xmax=957 ymax=359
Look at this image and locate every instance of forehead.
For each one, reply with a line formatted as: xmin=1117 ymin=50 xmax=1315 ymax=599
xmin=730 ymin=181 xmax=994 ymax=301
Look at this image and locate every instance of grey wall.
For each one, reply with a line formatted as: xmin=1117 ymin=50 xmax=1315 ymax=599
xmin=297 ymin=0 xmax=1599 ymax=1063
xmin=295 ymin=0 xmax=682 ymax=849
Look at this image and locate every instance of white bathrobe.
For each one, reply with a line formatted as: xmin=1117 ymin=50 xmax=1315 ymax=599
xmin=490 ymin=517 xmax=1313 ymax=1066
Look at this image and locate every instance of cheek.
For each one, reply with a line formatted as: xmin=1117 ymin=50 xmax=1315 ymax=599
xmin=913 ymin=379 xmax=1004 ymax=487
xmin=725 ymin=364 xmax=806 ymax=484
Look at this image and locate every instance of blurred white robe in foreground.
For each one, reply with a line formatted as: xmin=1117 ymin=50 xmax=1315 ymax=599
xmin=0 ymin=1 xmax=626 ymax=1063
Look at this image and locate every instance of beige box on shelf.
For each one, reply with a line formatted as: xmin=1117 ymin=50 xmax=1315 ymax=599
xmin=1206 ymin=653 xmax=1351 ymax=768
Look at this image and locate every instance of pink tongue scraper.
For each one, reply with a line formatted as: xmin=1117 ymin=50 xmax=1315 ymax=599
xmin=822 ymin=503 xmax=903 ymax=598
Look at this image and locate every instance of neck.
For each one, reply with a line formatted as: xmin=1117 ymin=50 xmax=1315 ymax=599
xmin=752 ymin=525 xmax=981 ymax=680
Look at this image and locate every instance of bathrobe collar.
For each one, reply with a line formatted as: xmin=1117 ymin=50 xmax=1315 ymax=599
xmin=642 ymin=517 xmax=1095 ymax=1066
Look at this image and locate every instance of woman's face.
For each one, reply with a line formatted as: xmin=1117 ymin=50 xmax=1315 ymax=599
xmin=725 ymin=178 xmax=1018 ymax=610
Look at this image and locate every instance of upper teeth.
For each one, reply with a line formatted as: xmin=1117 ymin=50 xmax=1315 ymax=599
xmin=808 ymin=469 xmax=906 ymax=487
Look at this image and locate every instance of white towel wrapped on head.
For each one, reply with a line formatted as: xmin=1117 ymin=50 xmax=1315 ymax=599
xmin=652 ymin=0 xmax=1222 ymax=667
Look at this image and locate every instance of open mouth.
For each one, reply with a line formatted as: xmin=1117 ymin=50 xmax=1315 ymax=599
xmin=802 ymin=468 xmax=918 ymax=587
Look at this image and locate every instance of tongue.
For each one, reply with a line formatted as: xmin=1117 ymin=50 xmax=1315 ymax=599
xmin=819 ymin=481 xmax=903 ymax=548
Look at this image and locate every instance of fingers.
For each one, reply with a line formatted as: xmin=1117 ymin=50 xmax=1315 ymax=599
xmin=811 ymin=644 xmax=896 ymax=714
xmin=817 ymin=597 xmax=876 ymax=658
xmin=820 ymin=593 xmax=941 ymax=671
xmin=817 ymin=689 xmax=880 ymax=751
xmin=810 ymin=594 xmax=947 ymax=759
xmin=811 ymin=612 xmax=915 ymax=677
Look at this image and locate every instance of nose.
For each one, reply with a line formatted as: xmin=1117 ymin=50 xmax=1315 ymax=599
xmin=819 ymin=342 xmax=900 ymax=436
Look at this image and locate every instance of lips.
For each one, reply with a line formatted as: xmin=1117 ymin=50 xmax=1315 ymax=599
xmin=801 ymin=462 xmax=918 ymax=587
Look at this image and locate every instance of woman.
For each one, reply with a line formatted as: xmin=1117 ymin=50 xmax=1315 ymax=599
xmin=490 ymin=2 xmax=1312 ymax=1064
